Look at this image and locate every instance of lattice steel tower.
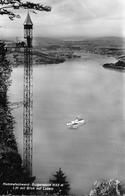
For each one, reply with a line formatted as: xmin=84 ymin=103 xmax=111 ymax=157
xmin=23 ymin=12 xmax=33 ymax=176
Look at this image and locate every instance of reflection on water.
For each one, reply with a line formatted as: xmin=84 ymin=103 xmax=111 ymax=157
xmin=9 ymin=54 xmax=125 ymax=193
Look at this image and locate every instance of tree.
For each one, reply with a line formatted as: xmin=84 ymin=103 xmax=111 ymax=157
xmin=49 ymin=168 xmax=70 ymax=196
xmin=0 ymin=41 xmax=6 ymax=61
xmin=89 ymin=179 xmax=123 ymax=196
xmin=0 ymin=0 xmax=51 ymax=20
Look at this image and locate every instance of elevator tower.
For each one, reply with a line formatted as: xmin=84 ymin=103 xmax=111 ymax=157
xmin=23 ymin=12 xmax=33 ymax=176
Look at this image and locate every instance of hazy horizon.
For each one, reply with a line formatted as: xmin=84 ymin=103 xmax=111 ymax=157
xmin=1 ymin=35 xmax=125 ymax=42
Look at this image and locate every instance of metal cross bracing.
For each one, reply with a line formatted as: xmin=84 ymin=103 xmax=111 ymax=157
xmin=23 ymin=46 xmax=33 ymax=176
xmin=23 ymin=12 xmax=33 ymax=176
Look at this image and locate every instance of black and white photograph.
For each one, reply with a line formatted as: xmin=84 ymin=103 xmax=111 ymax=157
xmin=0 ymin=0 xmax=125 ymax=195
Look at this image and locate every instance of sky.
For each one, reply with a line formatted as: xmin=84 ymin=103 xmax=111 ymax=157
xmin=0 ymin=0 xmax=125 ymax=39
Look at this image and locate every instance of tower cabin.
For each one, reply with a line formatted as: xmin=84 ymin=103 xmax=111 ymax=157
xmin=24 ymin=12 xmax=33 ymax=48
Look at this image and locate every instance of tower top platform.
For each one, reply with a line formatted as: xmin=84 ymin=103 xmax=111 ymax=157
xmin=24 ymin=12 xmax=33 ymax=26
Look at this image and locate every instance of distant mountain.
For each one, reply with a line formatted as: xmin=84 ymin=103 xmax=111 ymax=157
xmin=33 ymin=36 xmax=125 ymax=49
xmin=2 ymin=36 xmax=125 ymax=51
xmin=65 ymin=36 xmax=125 ymax=49
xmin=33 ymin=37 xmax=64 ymax=47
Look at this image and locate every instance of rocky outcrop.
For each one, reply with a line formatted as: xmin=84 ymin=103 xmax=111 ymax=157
xmin=89 ymin=179 xmax=122 ymax=196
xmin=103 ymin=60 xmax=125 ymax=70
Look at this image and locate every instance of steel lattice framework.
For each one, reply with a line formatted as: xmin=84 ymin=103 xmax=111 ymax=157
xmin=23 ymin=12 xmax=33 ymax=176
xmin=23 ymin=47 xmax=33 ymax=176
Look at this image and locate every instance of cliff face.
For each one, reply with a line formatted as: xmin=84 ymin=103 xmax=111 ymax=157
xmin=0 ymin=42 xmax=33 ymax=195
xmin=0 ymin=42 xmax=17 ymax=153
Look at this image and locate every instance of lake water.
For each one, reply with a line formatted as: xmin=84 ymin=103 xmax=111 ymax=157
xmin=8 ymin=53 xmax=125 ymax=194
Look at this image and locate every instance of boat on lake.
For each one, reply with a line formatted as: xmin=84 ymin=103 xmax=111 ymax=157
xmin=67 ymin=117 xmax=85 ymax=129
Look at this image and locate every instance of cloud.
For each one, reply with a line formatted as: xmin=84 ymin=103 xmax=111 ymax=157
xmin=0 ymin=0 xmax=125 ymax=38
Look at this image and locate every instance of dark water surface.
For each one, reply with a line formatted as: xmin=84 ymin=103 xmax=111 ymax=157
xmin=9 ymin=53 xmax=125 ymax=193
